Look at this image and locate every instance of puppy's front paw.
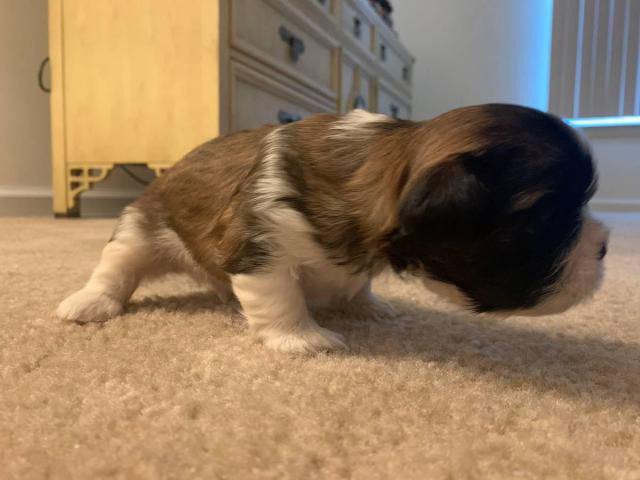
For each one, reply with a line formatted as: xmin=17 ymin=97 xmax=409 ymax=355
xmin=349 ymin=291 xmax=397 ymax=321
xmin=56 ymin=288 xmax=123 ymax=323
xmin=261 ymin=325 xmax=347 ymax=354
xmin=366 ymin=295 xmax=397 ymax=318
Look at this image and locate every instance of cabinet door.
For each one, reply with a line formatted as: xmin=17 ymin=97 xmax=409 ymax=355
xmin=53 ymin=0 xmax=222 ymax=167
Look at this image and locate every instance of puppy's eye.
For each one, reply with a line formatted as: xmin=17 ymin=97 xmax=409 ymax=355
xmin=598 ymin=242 xmax=607 ymax=260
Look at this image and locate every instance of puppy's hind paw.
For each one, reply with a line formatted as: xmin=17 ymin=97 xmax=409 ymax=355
xmin=348 ymin=291 xmax=397 ymax=321
xmin=56 ymin=288 xmax=123 ymax=323
xmin=261 ymin=325 xmax=347 ymax=354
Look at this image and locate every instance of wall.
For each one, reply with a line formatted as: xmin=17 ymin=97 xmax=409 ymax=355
xmin=394 ymin=0 xmax=639 ymax=211
xmin=1 ymin=1 xmax=637 ymax=215
xmin=393 ymin=0 xmax=553 ymax=119
xmin=0 ymin=0 xmax=51 ymax=189
xmin=0 ymin=0 xmax=149 ymax=216
xmin=582 ymin=127 xmax=640 ymax=211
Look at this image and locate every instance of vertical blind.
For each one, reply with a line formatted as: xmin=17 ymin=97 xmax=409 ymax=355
xmin=549 ymin=0 xmax=640 ymax=118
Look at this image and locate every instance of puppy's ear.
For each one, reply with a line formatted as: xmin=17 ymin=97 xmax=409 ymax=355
xmin=397 ymin=153 xmax=490 ymax=239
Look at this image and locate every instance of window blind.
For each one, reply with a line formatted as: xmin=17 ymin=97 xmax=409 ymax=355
xmin=549 ymin=0 xmax=640 ymax=118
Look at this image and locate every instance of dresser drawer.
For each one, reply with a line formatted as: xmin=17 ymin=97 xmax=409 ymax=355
xmin=340 ymin=0 xmax=373 ymax=55
xmin=340 ymin=54 xmax=373 ymax=113
xmin=231 ymin=0 xmax=336 ymax=98
xmin=230 ymin=62 xmax=332 ymax=132
xmin=377 ymin=83 xmax=410 ymax=119
xmin=376 ymin=33 xmax=412 ymax=87
xmin=310 ymin=0 xmax=333 ymax=16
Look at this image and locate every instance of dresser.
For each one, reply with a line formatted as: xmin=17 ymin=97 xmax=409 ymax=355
xmin=48 ymin=0 xmax=414 ymax=216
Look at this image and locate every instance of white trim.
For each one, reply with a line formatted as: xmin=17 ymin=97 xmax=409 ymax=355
xmin=3 ymin=190 xmax=638 ymax=214
xmin=0 ymin=185 xmax=142 ymax=217
xmin=590 ymin=197 xmax=640 ymax=212
xmin=0 ymin=185 xmax=142 ymax=200
xmin=565 ymin=115 xmax=640 ymax=128
xmin=0 ymin=186 xmax=52 ymax=198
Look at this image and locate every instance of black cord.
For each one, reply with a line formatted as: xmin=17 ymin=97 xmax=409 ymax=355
xmin=38 ymin=57 xmax=50 ymax=93
xmin=120 ymin=165 xmax=151 ymax=186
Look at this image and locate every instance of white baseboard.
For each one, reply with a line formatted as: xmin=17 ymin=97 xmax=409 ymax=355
xmin=3 ymin=186 xmax=639 ymax=217
xmin=0 ymin=185 xmax=142 ymax=217
xmin=590 ymin=198 xmax=640 ymax=212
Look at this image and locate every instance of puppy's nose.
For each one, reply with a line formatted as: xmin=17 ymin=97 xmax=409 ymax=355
xmin=598 ymin=242 xmax=608 ymax=260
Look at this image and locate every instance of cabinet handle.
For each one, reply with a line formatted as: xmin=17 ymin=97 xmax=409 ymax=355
xmin=279 ymin=25 xmax=305 ymax=63
xmin=402 ymin=65 xmax=410 ymax=82
xmin=353 ymin=17 xmax=362 ymax=38
xmin=390 ymin=104 xmax=399 ymax=118
xmin=380 ymin=44 xmax=387 ymax=61
xmin=278 ymin=110 xmax=302 ymax=124
xmin=38 ymin=57 xmax=50 ymax=93
xmin=317 ymin=0 xmax=327 ymax=4
xmin=353 ymin=94 xmax=367 ymax=110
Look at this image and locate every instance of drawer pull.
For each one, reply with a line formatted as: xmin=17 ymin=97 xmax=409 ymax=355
xmin=278 ymin=109 xmax=302 ymax=124
xmin=402 ymin=65 xmax=410 ymax=82
xmin=279 ymin=25 xmax=305 ymax=63
xmin=353 ymin=17 xmax=362 ymax=38
xmin=353 ymin=94 xmax=367 ymax=109
xmin=380 ymin=44 xmax=387 ymax=61
xmin=38 ymin=57 xmax=51 ymax=93
xmin=390 ymin=104 xmax=399 ymax=118
xmin=317 ymin=0 xmax=327 ymax=4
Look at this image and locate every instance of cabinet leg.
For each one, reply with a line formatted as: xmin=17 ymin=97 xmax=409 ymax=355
xmin=52 ymin=171 xmax=79 ymax=217
xmin=54 ymin=203 xmax=80 ymax=218
xmin=52 ymin=165 xmax=114 ymax=218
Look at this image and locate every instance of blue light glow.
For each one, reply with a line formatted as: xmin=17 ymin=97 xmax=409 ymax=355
xmin=565 ymin=116 xmax=640 ymax=128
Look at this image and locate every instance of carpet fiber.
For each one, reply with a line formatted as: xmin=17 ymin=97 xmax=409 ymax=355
xmin=1 ymin=213 xmax=639 ymax=479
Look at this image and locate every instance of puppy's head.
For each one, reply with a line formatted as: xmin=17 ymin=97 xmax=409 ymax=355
xmin=387 ymin=104 xmax=608 ymax=315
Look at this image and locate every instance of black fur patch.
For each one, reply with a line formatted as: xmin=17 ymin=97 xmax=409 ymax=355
xmin=387 ymin=104 xmax=596 ymax=312
xmin=222 ymin=236 xmax=272 ymax=275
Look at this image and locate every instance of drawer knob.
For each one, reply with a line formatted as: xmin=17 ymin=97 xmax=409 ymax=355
xmin=278 ymin=109 xmax=302 ymax=124
xmin=279 ymin=25 xmax=305 ymax=63
xmin=353 ymin=94 xmax=367 ymax=109
xmin=402 ymin=66 xmax=410 ymax=82
xmin=353 ymin=17 xmax=362 ymax=38
xmin=390 ymin=104 xmax=399 ymax=118
xmin=38 ymin=57 xmax=51 ymax=93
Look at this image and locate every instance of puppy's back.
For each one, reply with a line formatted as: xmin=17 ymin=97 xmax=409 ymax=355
xmin=129 ymin=125 xmax=275 ymax=271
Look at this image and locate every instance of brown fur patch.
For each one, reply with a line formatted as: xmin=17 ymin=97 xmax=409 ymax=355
xmin=133 ymin=126 xmax=275 ymax=278
xmin=131 ymin=107 xmax=512 ymax=278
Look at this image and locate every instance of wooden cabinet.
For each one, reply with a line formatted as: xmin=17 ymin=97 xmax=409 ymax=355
xmin=48 ymin=0 xmax=413 ymax=215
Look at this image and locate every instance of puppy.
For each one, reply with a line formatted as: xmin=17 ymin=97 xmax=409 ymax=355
xmin=57 ymin=104 xmax=609 ymax=353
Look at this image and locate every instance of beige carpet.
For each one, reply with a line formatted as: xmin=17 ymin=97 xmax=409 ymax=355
xmin=1 ymin=213 xmax=639 ymax=479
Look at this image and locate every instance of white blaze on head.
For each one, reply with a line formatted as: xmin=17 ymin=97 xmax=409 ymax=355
xmin=417 ymin=210 xmax=609 ymax=317
xmin=517 ymin=211 xmax=609 ymax=316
